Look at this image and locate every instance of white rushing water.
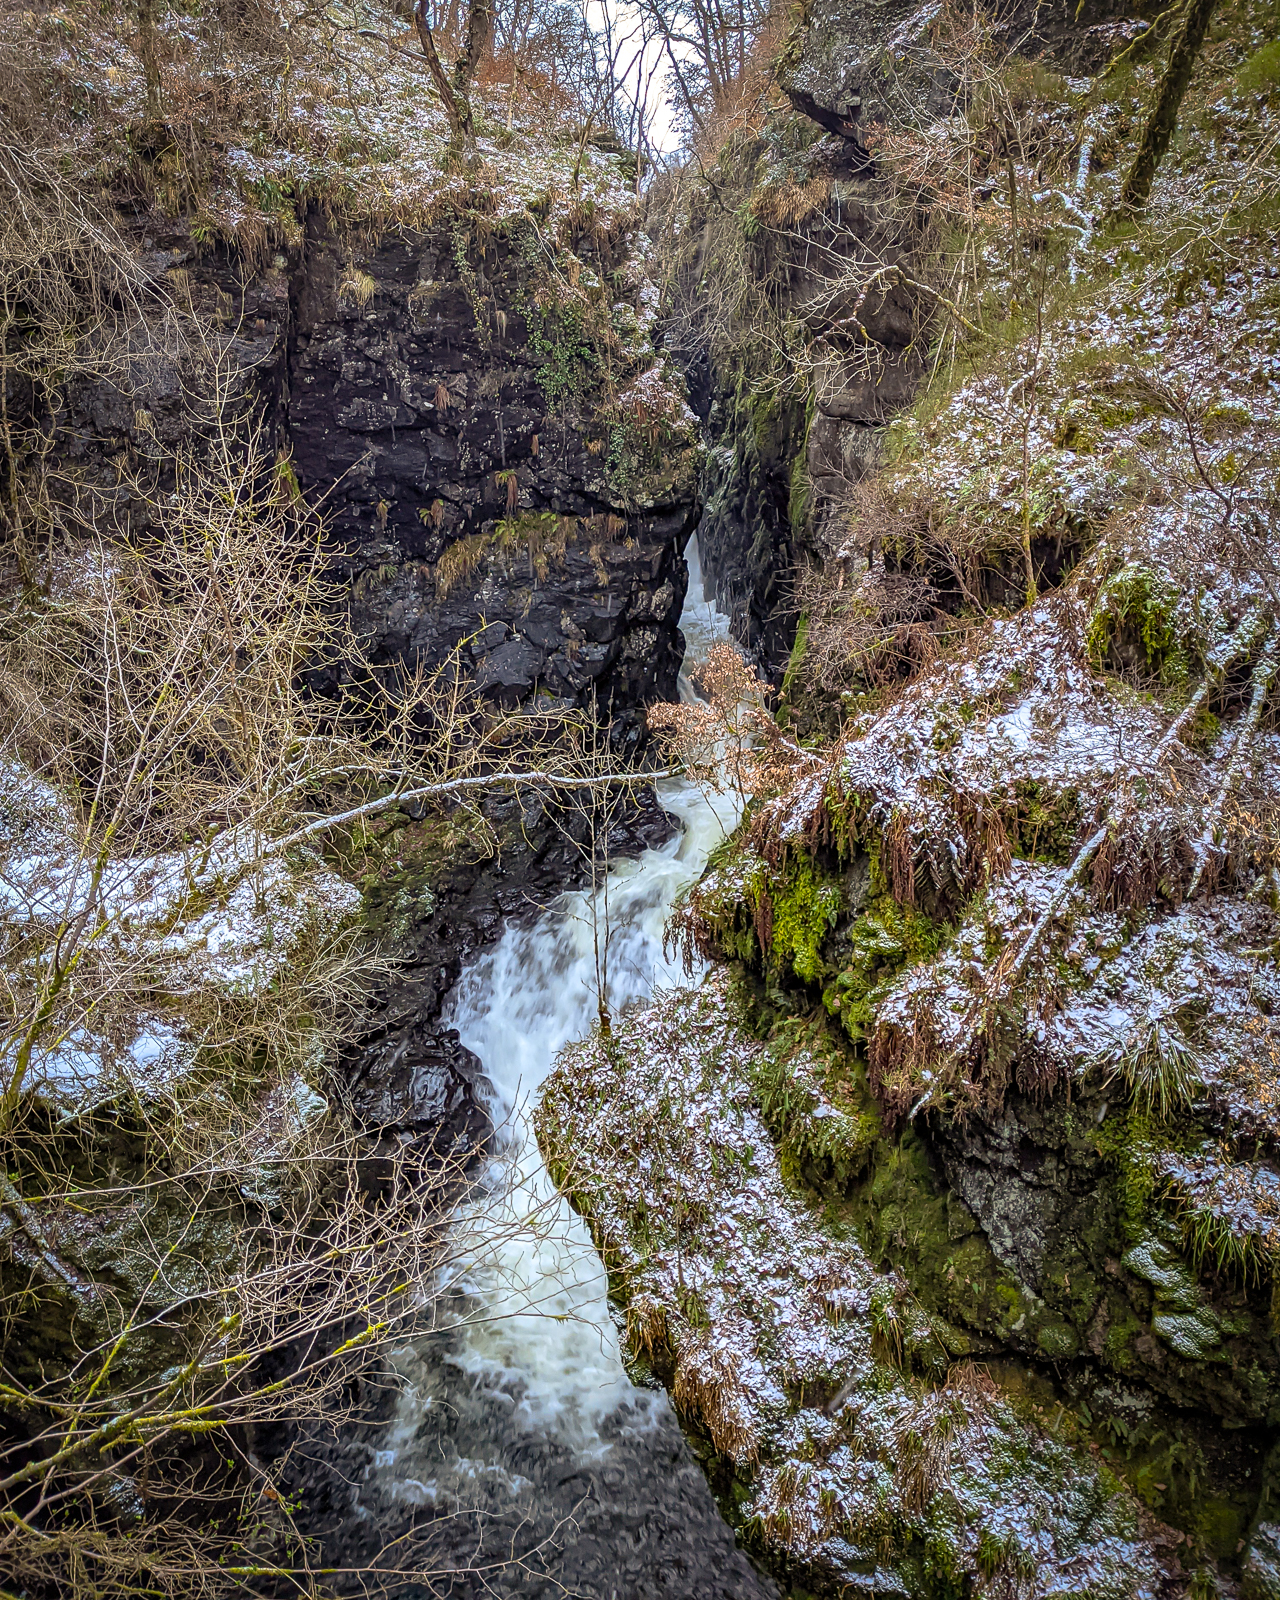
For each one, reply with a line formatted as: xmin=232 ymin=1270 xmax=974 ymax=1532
xmin=435 ymin=538 xmax=739 ymax=1449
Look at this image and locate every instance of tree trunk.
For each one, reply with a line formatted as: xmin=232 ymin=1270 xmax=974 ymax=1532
xmin=138 ymin=0 xmax=163 ymax=122
xmin=452 ymin=0 xmax=494 ymax=104
xmin=1116 ymin=0 xmax=1219 ymax=213
xmin=413 ymin=0 xmax=474 ymax=154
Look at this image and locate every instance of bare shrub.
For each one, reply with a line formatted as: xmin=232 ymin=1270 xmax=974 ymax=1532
xmin=648 ymin=641 xmax=823 ymax=807
xmin=795 ymin=560 xmax=939 ymax=696
xmin=0 ymin=1123 xmax=492 ymax=1597
xmin=0 ymin=342 xmax=671 ymax=1598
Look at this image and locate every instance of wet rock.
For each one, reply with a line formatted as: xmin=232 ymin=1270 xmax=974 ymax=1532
xmin=344 ymin=783 xmax=678 ymax=1152
xmin=346 ymin=1023 xmax=484 ymax=1148
xmin=291 ymin=219 xmax=700 ymax=737
xmin=539 ymin=973 xmax=1184 ymax=1596
xmin=282 ymin=1317 xmax=781 ymax=1600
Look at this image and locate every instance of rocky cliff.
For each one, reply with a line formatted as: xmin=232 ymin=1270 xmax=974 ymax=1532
xmin=672 ymin=0 xmax=1149 ymax=677
xmin=540 ymin=0 xmax=1280 ymax=1592
xmin=60 ymin=203 xmax=699 ymax=740
xmin=290 ymin=209 xmax=699 ymax=736
xmin=38 ymin=146 xmax=705 ymax=1154
xmin=0 ymin=85 xmax=704 ymax=1588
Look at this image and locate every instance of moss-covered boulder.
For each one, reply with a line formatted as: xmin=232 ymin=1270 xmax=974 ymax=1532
xmin=538 ymin=973 xmax=1189 ymax=1596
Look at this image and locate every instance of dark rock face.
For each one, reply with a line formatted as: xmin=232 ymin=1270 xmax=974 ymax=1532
xmin=48 ymin=203 xmax=700 ymax=1144
xmin=683 ymin=145 xmax=925 ymax=673
xmin=289 ymin=219 xmax=698 ymax=738
xmin=55 ymin=205 xmax=699 ymax=742
xmin=47 ymin=224 xmax=291 ymax=535
xmin=932 ymin=1091 xmax=1280 ymax=1430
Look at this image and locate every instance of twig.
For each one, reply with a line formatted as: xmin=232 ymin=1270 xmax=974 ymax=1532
xmin=265 ymin=766 xmax=677 ymax=859
xmin=1153 ymin=604 xmax=1268 ymax=761
xmin=1187 ymin=624 xmax=1279 ymax=896
xmin=0 ymin=1174 xmax=97 ymax=1301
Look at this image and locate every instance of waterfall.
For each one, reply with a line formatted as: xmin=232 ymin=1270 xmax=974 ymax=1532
xmin=354 ymin=542 xmax=776 ymax=1600
xmin=435 ymin=537 xmax=740 ymax=1445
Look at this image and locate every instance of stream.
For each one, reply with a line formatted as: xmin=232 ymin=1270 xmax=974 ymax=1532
xmin=348 ymin=541 xmax=780 ymax=1598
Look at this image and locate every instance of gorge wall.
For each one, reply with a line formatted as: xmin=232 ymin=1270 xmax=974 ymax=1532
xmin=70 ymin=198 xmax=701 ymax=737
xmin=536 ymin=0 xmax=1280 ymax=1594
xmin=289 ymin=213 xmax=698 ymax=736
xmin=680 ymin=0 xmax=1145 ymax=678
xmin=48 ymin=171 xmax=704 ymax=1148
xmin=0 ymin=144 xmax=703 ymax=1498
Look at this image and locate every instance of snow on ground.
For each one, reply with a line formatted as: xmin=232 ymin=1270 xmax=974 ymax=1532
xmin=0 ymin=754 xmax=358 ymax=1115
xmin=539 ymin=972 xmax=1177 ymax=1594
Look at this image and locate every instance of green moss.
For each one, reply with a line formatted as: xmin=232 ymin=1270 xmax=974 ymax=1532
xmin=1101 ymin=1305 xmax=1145 ymax=1370
xmin=787 ymin=395 xmax=815 ymax=534
xmin=746 ymin=852 xmax=843 ymax=985
xmin=1011 ymin=779 xmax=1081 ymax=866
xmin=1035 ymin=1319 xmax=1080 ymax=1358
xmin=746 ymin=1009 xmax=883 ymax=1193
xmin=824 ymin=886 xmax=948 ymax=1046
xmin=1239 ymin=37 xmax=1280 ymax=94
xmin=1185 ymin=702 xmax=1221 ymax=751
xmin=1085 ymin=563 xmax=1198 ymax=684
xmin=778 ymin=610 xmax=809 ymax=728
xmin=915 ymin=1530 xmax=966 ymax=1599
xmin=1198 ymin=1496 xmax=1247 ymax=1559
xmin=839 ymin=1125 xmax=1054 ymax=1355
xmin=1092 ymin=1107 xmax=1164 ymax=1245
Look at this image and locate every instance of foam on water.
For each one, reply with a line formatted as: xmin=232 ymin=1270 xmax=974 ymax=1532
xmin=435 ymin=537 xmax=738 ymax=1446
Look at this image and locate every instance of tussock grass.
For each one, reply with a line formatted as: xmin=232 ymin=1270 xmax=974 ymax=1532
xmin=432 ymin=512 xmax=578 ymax=600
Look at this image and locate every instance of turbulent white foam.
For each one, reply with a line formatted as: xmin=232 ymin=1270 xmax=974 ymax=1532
xmin=437 ymin=538 xmax=739 ymax=1448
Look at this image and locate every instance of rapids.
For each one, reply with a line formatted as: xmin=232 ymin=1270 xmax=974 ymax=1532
xmin=348 ymin=541 xmax=779 ymax=1598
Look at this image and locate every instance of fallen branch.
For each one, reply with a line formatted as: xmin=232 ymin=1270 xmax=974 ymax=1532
xmin=1154 ymin=604 xmax=1268 ymax=761
xmin=1188 ymin=624 xmax=1279 ymax=896
xmin=267 ymin=765 xmax=677 ymax=860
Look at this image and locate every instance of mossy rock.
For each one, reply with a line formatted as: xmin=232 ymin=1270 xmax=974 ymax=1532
xmin=1086 ymin=562 xmax=1200 ymax=685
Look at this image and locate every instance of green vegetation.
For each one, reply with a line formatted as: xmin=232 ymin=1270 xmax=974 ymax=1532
xmin=1239 ymin=36 xmax=1280 ymax=93
xmin=824 ymin=890 xmax=948 ymax=1046
xmin=1094 ymin=1107 xmax=1168 ymax=1248
xmin=742 ymin=1004 xmax=882 ymax=1192
xmin=527 ymin=297 xmax=597 ymax=405
xmin=1010 ymin=779 xmax=1082 ymax=865
xmin=765 ymin=854 xmax=844 ymax=984
xmin=433 ymin=511 xmax=578 ymax=598
xmin=1086 ymin=563 xmax=1199 ymax=683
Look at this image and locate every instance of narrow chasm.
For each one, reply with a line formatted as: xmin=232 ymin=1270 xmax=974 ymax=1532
xmin=4 ymin=1 xmax=1280 ymax=1597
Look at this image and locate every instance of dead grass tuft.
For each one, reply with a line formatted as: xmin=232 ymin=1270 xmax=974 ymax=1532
xmin=671 ymin=1328 xmax=761 ymax=1464
xmin=750 ymin=175 xmax=831 ymax=230
xmin=892 ymin=1386 xmax=966 ymax=1515
xmin=626 ymin=1291 xmax=669 ymax=1359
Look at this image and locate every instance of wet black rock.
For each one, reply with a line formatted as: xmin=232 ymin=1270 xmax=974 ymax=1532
xmin=290 ymin=219 xmax=699 ymax=739
xmin=56 ymin=204 xmax=700 ymax=744
xmin=346 ymin=1021 xmax=486 ymax=1155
